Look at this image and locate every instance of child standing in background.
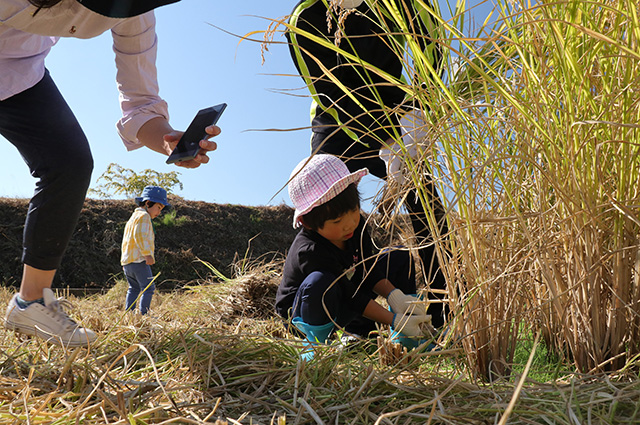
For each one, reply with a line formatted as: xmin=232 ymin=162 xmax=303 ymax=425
xmin=121 ymin=186 xmax=169 ymax=315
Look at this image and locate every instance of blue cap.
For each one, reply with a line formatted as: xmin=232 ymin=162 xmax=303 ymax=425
xmin=135 ymin=186 xmax=170 ymax=207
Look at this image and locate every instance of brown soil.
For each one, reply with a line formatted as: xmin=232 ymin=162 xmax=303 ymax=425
xmin=0 ymin=197 xmax=298 ymax=291
xmin=0 ymin=195 xmax=411 ymax=292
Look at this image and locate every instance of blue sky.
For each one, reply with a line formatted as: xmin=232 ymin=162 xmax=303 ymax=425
xmin=0 ymin=0 xmax=493 ymax=211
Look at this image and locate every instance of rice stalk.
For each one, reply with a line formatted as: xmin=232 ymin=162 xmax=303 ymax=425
xmin=276 ymin=0 xmax=640 ymax=377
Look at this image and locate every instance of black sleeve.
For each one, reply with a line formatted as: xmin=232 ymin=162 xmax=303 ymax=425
xmin=287 ymin=0 xmax=405 ymax=149
xmin=395 ymin=0 xmax=444 ymax=79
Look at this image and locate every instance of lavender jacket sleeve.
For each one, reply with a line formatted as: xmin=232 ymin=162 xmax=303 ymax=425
xmin=112 ymin=12 xmax=169 ymax=151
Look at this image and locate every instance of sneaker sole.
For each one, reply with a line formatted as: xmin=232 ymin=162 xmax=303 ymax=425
xmin=5 ymin=318 xmax=95 ymax=348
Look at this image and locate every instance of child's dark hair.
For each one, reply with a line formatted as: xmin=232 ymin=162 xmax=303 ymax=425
xmin=301 ymin=183 xmax=361 ymax=231
xmin=137 ymin=200 xmax=157 ymax=208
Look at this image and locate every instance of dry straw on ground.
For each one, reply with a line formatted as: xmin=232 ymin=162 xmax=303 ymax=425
xmin=1 ymin=271 xmax=639 ymax=424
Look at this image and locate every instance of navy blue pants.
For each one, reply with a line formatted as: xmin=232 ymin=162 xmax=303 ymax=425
xmin=0 ymin=71 xmax=93 ymax=270
xmin=292 ymin=249 xmax=416 ymax=336
xmin=123 ymin=262 xmax=155 ymax=315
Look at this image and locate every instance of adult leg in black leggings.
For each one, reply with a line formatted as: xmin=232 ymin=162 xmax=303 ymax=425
xmin=1 ymin=70 xmax=95 ymax=346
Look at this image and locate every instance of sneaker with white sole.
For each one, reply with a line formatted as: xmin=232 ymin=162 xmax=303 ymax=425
xmin=4 ymin=288 xmax=96 ymax=348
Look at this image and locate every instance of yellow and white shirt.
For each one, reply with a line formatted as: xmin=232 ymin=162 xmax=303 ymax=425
xmin=121 ymin=207 xmax=154 ymax=265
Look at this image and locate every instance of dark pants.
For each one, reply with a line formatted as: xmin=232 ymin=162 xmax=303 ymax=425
xmin=123 ymin=262 xmax=155 ymax=315
xmin=314 ymin=138 xmax=450 ymax=328
xmin=0 ymin=70 xmax=93 ymax=270
xmin=292 ymin=249 xmax=416 ymax=335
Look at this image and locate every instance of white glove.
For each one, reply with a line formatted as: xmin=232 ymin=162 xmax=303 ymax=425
xmin=392 ymin=313 xmax=434 ymax=338
xmin=387 ymin=289 xmax=420 ymax=315
xmin=379 ymin=108 xmax=425 ymax=186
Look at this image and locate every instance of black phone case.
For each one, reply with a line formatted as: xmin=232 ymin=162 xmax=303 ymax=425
xmin=166 ymin=103 xmax=227 ymax=164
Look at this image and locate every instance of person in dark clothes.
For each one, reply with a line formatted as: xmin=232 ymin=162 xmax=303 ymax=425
xmin=275 ymin=154 xmax=434 ymax=357
xmin=286 ymin=0 xmax=450 ymax=329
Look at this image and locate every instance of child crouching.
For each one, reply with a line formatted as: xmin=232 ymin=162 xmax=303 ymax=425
xmin=275 ymin=154 xmax=433 ymax=355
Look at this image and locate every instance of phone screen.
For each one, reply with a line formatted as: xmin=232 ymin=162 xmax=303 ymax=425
xmin=166 ymin=103 xmax=227 ymax=164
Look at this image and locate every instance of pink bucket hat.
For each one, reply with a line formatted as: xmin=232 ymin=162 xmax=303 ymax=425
xmin=289 ymin=154 xmax=368 ymax=228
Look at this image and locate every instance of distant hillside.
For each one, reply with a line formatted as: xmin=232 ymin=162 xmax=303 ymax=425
xmin=0 ymin=197 xmax=298 ymax=290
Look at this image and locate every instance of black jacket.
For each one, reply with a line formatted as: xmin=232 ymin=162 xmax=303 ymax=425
xmin=287 ymin=0 xmax=443 ymax=173
xmin=275 ymin=215 xmax=385 ymax=319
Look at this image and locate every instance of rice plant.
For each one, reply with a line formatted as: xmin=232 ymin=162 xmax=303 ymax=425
xmin=438 ymin=0 xmax=640 ymax=375
xmin=278 ymin=0 xmax=640 ymax=378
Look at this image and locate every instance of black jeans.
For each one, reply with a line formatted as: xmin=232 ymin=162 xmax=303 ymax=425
xmin=0 ymin=70 xmax=93 ymax=270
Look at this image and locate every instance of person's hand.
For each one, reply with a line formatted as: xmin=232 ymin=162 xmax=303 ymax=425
xmin=392 ymin=313 xmax=435 ymax=338
xmin=165 ymin=125 xmax=221 ymax=169
xmin=387 ymin=289 xmax=421 ymax=315
xmin=145 ymin=255 xmax=155 ymax=266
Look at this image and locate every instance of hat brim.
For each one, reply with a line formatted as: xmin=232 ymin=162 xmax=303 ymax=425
xmin=293 ymin=167 xmax=368 ymax=228
xmin=135 ymin=197 xmax=171 ymax=207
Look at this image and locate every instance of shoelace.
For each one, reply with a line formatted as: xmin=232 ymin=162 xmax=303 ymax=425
xmin=47 ymin=297 xmax=79 ymax=331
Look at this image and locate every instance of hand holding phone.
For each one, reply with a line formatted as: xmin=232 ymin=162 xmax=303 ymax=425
xmin=166 ymin=103 xmax=227 ymax=164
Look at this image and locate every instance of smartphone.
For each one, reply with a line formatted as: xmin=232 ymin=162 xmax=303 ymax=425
xmin=166 ymin=103 xmax=227 ymax=164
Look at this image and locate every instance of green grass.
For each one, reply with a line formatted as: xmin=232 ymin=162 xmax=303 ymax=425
xmin=156 ymin=209 xmax=189 ymax=228
xmin=511 ymin=330 xmax=571 ymax=383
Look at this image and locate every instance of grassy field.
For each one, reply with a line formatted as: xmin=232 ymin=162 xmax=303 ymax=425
xmin=1 ymin=266 xmax=639 ymax=425
xmin=2 ymin=0 xmax=640 ymax=422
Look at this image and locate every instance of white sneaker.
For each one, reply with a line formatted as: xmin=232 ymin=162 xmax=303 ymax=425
xmin=4 ymin=288 xmax=97 ymax=348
